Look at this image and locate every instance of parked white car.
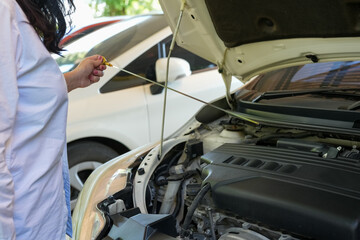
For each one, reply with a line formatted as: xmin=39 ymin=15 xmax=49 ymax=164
xmin=53 ymin=14 xmax=242 ymax=208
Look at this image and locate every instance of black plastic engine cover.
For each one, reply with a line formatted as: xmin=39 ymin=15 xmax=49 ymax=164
xmin=201 ymin=143 xmax=360 ymax=240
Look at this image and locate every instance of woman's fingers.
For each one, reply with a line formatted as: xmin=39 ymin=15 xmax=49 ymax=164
xmin=84 ymin=55 xmax=107 ymax=85
xmin=92 ymin=69 xmax=104 ymax=77
xmin=88 ymin=69 xmax=103 ymax=83
xmin=88 ymin=74 xmax=100 ymax=83
xmin=96 ymin=65 xmax=106 ymax=71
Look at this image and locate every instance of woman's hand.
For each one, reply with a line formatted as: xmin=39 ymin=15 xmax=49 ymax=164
xmin=64 ymin=55 xmax=107 ymax=92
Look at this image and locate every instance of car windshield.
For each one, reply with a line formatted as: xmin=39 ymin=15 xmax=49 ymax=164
xmin=233 ymin=61 xmax=360 ymax=130
xmin=54 ymin=15 xmax=167 ymax=73
xmin=244 ymin=61 xmax=360 ymax=95
xmin=60 ymin=16 xmax=130 ymax=47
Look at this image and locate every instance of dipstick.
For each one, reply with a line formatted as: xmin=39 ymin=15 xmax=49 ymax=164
xmin=100 ymin=56 xmax=259 ymax=126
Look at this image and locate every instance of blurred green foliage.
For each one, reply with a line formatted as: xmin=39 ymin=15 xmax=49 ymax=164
xmin=90 ymin=0 xmax=157 ymax=16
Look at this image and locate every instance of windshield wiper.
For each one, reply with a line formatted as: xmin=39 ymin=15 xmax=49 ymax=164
xmin=252 ymin=87 xmax=360 ymax=102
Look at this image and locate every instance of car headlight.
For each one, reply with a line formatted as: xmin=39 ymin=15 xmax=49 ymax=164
xmin=71 ymin=142 xmax=157 ymax=240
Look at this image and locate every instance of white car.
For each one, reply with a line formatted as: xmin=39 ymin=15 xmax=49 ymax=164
xmin=54 ymin=14 xmax=242 ymax=208
xmin=70 ymin=1 xmax=360 ymax=239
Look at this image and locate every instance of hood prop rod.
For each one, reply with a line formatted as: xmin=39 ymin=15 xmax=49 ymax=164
xmin=159 ymin=0 xmax=187 ymax=158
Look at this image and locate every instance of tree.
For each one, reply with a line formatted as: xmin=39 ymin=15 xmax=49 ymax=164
xmin=90 ymin=0 xmax=157 ymax=16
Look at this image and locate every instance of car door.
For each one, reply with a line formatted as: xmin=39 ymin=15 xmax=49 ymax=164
xmin=143 ymin=37 xmax=243 ymax=142
xmin=94 ymin=44 xmax=162 ymax=148
xmin=67 ymin=67 xmax=150 ymax=149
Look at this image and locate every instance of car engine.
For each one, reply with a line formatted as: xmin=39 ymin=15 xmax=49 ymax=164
xmin=98 ymin=115 xmax=360 ymax=240
xmin=198 ymin=141 xmax=360 ymax=240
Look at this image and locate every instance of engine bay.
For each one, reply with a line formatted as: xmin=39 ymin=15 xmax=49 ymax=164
xmin=97 ymin=116 xmax=360 ymax=240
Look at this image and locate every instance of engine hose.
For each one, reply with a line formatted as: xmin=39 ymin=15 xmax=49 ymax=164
xmin=207 ymin=208 xmax=216 ymax=240
xmin=155 ymin=151 xmax=183 ymax=186
xmin=152 ymin=188 xmax=158 ymax=214
xmin=181 ymin=183 xmax=211 ymax=235
xmin=166 ymin=151 xmax=183 ymax=172
xmin=153 ymin=164 xmax=167 ymax=176
xmin=172 ymin=181 xmax=183 ymax=218
xmin=172 ymin=170 xmax=198 ymax=217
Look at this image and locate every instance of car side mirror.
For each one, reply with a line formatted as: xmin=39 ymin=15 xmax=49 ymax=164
xmin=155 ymin=57 xmax=191 ymax=83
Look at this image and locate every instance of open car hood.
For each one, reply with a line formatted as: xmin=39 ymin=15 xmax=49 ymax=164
xmin=159 ymin=0 xmax=360 ymax=85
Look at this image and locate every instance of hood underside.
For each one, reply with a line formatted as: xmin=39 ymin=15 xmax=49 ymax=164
xmin=206 ymin=0 xmax=360 ymax=48
xmin=160 ymin=0 xmax=360 ymax=82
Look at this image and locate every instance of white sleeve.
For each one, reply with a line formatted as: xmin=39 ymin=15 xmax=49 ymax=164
xmin=0 ymin=1 xmax=19 ymax=239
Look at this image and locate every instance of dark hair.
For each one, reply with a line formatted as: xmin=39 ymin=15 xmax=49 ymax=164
xmin=16 ymin=0 xmax=75 ymax=55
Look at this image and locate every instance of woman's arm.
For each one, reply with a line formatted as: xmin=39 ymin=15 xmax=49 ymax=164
xmin=64 ymin=55 xmax=106 ymax=92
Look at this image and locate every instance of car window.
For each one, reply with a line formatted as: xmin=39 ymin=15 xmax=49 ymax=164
xmin=100 ymin=36 xmax=216 ymax=94
xmin=86 ymin=15 xmax=167 ymax=62
xmin=100 ymin=44 xmax=159 ymax=93
xmin=61 ymin=22 xmax=118 ymax=47
xmin=55 ymin=15 xmax=167 ymax=73
xmin=162 ymin=36 xmax=216 ymax=72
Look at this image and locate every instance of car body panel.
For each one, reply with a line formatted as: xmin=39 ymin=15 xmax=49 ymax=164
xmin=67 ymin=84 xmax=149 ymax=149
xmin=71 ymin=142 xmax=158 ymax=240
xmin=145 ymin=69 xmax=239 ymax=142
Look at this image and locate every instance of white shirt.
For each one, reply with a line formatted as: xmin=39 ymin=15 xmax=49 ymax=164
xmin=0 ymin=0 xmax=70 ymax=239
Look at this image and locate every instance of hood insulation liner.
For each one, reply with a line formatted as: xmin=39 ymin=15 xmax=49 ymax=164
xmin=205 ymin=0 xmax=360 ymax=47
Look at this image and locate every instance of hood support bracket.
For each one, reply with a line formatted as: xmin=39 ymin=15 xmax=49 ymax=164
xmin=218 ymin=48 xmax=233 ymax=109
